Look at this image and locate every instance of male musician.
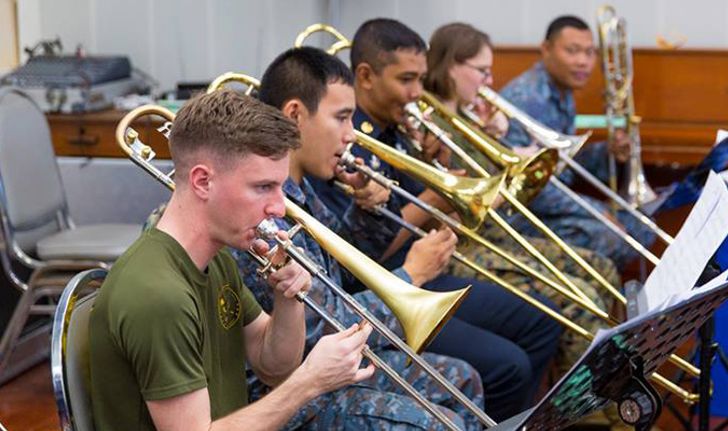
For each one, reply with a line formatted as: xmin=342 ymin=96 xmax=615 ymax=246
xmin=88 ymin=90 xmax=377 ymax=430
xmin=306 ymin=20 xmax=563 ymax=421
xmin=233 ymin=46 xmax=486 ymax=430
xmin=501 ymin=15 xmax=655 ymax=270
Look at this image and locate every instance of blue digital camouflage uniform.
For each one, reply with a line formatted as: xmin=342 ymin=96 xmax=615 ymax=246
xmin=143 ymin=199 xmax=485 ymax=430
xmin=501 ymin=61 xmax=656 ymax=270
xmin=231 ymin=178 xmax=486 ymax=431
xmin=311 ymin=108 xmax=565 ymax=422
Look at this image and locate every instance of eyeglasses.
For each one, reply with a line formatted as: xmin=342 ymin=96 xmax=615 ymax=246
xmin=463 ymin=63 xmax=493 ymax=79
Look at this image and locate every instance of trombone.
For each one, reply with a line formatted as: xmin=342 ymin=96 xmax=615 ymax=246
xmin=416 ymin=91 xmax=649 ymax=293
xmin=597 ymin=5 xmax=657 ymax=209
xmin=116 ymin=101 xmax=499 ymax=429
xmin=474 ymin=86 xmax=673 ymax=249
xmin=293 ymin=23 xmax=702 ymax=400
xmin=294 ymin=23 xmax=351 ymax=55
xmin=251 ymin=226 xmax=462 ymax=431
xmin=409 ymin=96 xmax=702 ymax=383
xmin=418 ymin=94 xmax=663 ymax=265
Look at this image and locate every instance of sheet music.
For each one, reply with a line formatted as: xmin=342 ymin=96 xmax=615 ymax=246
xmin=720 ymin=169 xmax=728 ymax=183
xmin=716 ymin=129 xmax=728 ymax=145
xmin=654 ymin=268 xmax=728 ymax=312
xmin=640 ymin=171 xmax=728 ymax=312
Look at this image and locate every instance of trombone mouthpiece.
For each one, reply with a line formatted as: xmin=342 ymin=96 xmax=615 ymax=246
xmin=256 ymin=219 xmax=279 ymax=240
xmin=404 ymin=102 xmax=422 ymax=119
xmin=339 ymin=146 xmax=357 ymax=167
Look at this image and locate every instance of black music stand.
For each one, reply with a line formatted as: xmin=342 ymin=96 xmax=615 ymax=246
xmin=490 ymin=280 xmax=728 ymax=431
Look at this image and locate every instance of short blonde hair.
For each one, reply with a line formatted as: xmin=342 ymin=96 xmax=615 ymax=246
xmin=169 ymin=89 xmax=300 ymax=174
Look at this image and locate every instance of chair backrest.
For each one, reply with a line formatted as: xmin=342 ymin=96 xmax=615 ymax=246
xmin=51 ymin=268 xmax=107 ymax=431
xmin=0 ymin=88 xmax=68 ymax=255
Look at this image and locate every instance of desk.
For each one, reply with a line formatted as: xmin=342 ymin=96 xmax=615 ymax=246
xmin=47 ymin=109 xmax=170 ymax=158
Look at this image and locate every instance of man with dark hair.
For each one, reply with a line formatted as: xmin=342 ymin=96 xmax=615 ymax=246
xmin=501 ymin=15 xmax=655 ymax=270
xmin=309 ymin=19 xmax=564 ymax=422
xmin=350 ymin=17 xmax=428 ymax=73
xmin=89 ymin=90 xmax=377 ymax=431
xmin=234 ymin=45 xmax=485 ymax=430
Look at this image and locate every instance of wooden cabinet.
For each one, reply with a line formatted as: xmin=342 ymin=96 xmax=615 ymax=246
xmin=492 ymin=47 xmax=728 ymax=167
xmin=47 ymin=109 xmax=170 ymax=159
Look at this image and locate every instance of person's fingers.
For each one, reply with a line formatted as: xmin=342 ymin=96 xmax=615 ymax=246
xmin=352 ymin=363 xmax=377 ymax=382
xmin=282 ymin=270 xmax=310 ymax=298
xmin=250 ymin=238 xmax=270 ymax=256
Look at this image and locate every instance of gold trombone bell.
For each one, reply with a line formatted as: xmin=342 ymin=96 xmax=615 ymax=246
xmin=355 ymin=131 xmax=505 ymax=230
xmin=418 ymin=91 xmax=558 ymax=205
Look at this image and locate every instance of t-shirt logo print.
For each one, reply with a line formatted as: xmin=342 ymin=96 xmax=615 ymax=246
xmin=217 ymin=284 xmax=241 ymax=330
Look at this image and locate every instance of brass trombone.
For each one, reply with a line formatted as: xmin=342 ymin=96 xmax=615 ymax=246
xmin=417 ymin=94 xmax=662 ymax=265
xmin=294 ymin=23 xmax=351 ymax=55
xmin=597 ymin=5 xmax=657 ymax=209
xmin=417 ymin=91 xmax=629 ymax=298
xmin=473 ymin=85 xmax=674 ymax=248
xmin=114 ymin=103 xmax=500 ymax=429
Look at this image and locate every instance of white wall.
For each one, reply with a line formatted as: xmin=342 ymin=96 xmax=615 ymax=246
xmin=13 ymin=0 xmax=728 ymax=92
xmin=335 ymin=0 xmax=728 ymax=49
xmin=17 ymin=0 xmax=329 ymax=92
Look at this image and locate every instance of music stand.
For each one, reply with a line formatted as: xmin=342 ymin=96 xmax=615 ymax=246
xmin=490 ymin=280 xmax=728 ymax=431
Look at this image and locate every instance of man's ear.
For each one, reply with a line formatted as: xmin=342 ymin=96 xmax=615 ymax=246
xmin=354 ymin=63 xmax=375 ymax=91
xmin=188 ymin=163 xmax=213 ymax=200
xmin=281 ymin=99 xmax=307 ymax=124
xmin=540 ymin=39 xmax=551 ymax=59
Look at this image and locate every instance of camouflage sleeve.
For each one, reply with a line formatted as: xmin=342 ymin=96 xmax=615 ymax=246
xmin=571 ymin=140 xmax=610 ymax=184
xmin=503 ymin=117 xmax=533 ymax=148
xmin=142 ymin=203 xmax=167 ymax=232
xmin=229 ymin=230 xmax=331 ymax=355
xmin=343 ymin=197 xmax=402 ymax=261
xmin=500 ymin=84 xmax=537 ymax=149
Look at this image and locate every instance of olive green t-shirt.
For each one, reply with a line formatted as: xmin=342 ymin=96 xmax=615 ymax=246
xmin=89 ymin=228 xmax=262 ymax=431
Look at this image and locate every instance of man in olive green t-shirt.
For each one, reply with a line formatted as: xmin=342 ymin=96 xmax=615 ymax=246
xmin=89 ymin=90 xmax=376 ymax=431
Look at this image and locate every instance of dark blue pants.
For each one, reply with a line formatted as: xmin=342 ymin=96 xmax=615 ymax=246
xmin=423 ymin=274 xmax=563 ymax=422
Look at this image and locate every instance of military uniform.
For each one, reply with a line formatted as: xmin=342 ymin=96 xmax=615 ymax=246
xmin=310 ymin=108 xmax=564 ymax=422
xmin=501 ymin=61 xmax=656 ymax=270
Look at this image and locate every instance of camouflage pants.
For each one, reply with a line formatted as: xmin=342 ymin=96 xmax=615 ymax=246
xmin=448 ymin=223 xmax=620 ymax=375
xmin=249 ymin=350 xmax=485 ymax=431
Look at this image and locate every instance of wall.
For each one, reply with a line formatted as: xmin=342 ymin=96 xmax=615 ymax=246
xmin=16 ymin=0 xmax=329 ymax=93
xmin=13 ymin=1 xmax=728 ymax=93
xmin=333 ymin=0 xmax=728 ymax=49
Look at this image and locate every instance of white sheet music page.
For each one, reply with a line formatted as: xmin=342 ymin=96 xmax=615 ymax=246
xmin=640 ymin=171 xmax=728 ymax=312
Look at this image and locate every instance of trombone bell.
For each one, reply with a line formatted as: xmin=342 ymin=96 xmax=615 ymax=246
xmin=506 ymin=148 xmax=559 ymax=205
xmin=355 ymin=130 xmax=505 ymax=230
xmin=419 ymin=91 xmax=558 ymax=205
xmin=284 ymin=199 xmax=470 ymax=354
